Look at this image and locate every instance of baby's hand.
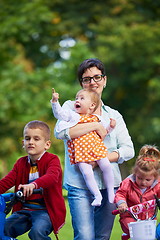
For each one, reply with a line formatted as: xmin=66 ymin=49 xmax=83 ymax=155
xmin=110 ymin=118 xmax=116 ymax=129
xmin=106 ymin=118 xmax=116 ymax=134
xmin=51 ymin=88 xmax=59 ymax=102
xmin=118 ymin=202 xmax=128 ymax=213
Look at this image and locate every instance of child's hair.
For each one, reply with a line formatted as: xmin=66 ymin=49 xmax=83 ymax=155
xmin=77 ymin=89 xmax=100 ymax=111
xmin=132 ymin=144 xmax=160 ymax=179
xmin=23 ymin=120 xmax=51 ymax=140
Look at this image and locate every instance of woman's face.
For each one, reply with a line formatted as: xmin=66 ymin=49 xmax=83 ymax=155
xmin=81 ymin=67 xmax=107 ymax=97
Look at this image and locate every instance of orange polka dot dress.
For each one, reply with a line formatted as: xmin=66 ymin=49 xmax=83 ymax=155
xmin=67 ymin=114 xmax=108 ymax=164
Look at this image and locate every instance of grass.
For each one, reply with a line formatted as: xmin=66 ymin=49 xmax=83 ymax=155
xmin=13 ymin=199 xmax=160 ymax=240
xmin=17 ymin=199 xmax=122 ymax=240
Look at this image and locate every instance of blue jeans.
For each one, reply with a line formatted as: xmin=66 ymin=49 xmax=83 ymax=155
xmin=4 ymin=210 xmax=53 ymax=240
xmin=156 ymin=223 xmax=160 ymax=240
xmin=68 ymin=185 xmax=117 ymax=240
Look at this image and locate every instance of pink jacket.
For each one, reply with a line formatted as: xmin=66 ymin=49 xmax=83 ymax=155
xmin=114 ymin=174 xmax=160 ymax=233
xmin=0 ymin=152 xmax=66 ymax=234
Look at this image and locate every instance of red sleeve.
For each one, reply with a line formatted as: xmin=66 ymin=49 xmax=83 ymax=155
xmin=33 ymin=153 xmax=63 ymax=189
xmin=155 ymin=181 xmax=160 ymax=199
xmin=0 ymin=157 xmax=29 ymax=194
xmin=114 ymin=178 xmax=130 ymax=204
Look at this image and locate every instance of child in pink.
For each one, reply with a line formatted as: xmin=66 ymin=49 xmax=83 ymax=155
xmin=114 ymin=144 xmax=160 ymax=237
xmin=51 ymin=88 xmax=115 ymax=206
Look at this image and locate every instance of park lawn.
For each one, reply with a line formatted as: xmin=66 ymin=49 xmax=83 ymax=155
xmin=17 ymin=199 xmax=122 ymax=240
xmin=15 ymin=200 xmax=160 ymax=239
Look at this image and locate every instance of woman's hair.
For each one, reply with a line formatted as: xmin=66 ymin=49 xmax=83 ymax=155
xmin=76 ymin=89 xmax=100 ymax=111
xmin=77 ymin=58 xmax=106 ymax=85
xmin=132 ymin=144 xmax=160 ymax=179
xmin=23 ymin=120 xmax=51 ymax=140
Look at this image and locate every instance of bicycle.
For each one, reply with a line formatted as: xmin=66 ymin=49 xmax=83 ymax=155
xmin=0 ymin=188 xmax=43 ymax=240
xmin=112 ymin=195 xmax=160 ymax=240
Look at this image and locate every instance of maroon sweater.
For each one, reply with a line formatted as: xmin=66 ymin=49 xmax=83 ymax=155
xmin=0 ymin=152 xmax=66 ymax=234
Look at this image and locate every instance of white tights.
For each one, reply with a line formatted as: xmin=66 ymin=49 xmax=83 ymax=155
xmin=78 ymin=157 xmax=114 ymax=206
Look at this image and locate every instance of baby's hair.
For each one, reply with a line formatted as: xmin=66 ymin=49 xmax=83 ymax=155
xmin=23 ymin=120 xmax=51 ymax=140
xmin=77 ymin=89 xmax=100 ymax=111
xmin=132 ymin=144 xmax=160 ymax=179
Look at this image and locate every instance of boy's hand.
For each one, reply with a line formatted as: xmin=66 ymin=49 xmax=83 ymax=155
xmin=118 ymin=202 xmax=128 ymax=213
xmin=51 ymin=88 xmax=59 ymax=103
xmin=18 ymin=183 xmax=35 ymax=197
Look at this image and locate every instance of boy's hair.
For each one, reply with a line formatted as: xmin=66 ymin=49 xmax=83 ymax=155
xmin=23 ymin=120 xmax=51 ymax=140
xmin=77 ymin=89 xmax=100 ymax=111
xmin=78 ymin=58 xmax=106 ymax=86
xmin=132 ymin=144 xmax=160 ymax=179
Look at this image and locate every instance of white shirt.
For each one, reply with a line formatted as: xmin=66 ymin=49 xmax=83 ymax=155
xmin=51 ymin=100 xmax=110 ymax=132
xmin=54 ymin=100 xmax=135 ymax=188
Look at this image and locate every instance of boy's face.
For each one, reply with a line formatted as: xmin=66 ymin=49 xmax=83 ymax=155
xmin=23 ymin=128 xmax=51 ymax=162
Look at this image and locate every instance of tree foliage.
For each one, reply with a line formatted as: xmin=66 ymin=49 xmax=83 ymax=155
xmin=0 ymin=0 xmax=160 ymax=177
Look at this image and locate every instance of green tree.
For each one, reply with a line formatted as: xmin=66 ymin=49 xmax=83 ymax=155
xmin=0 ymin=0 xmax=160 ymax=177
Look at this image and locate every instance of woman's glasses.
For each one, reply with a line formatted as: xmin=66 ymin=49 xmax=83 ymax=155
xmin=81 ymin=74 xmax=105 ymax=84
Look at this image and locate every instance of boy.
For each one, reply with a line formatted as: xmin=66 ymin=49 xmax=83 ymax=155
xmin=0 ymin=120 xmax=66 ymax=240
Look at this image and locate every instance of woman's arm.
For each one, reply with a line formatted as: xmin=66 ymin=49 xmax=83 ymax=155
xmin=54 ymin=99 xmax=108 ymax=140
xmin=91 ymin=151 xmax=119 ymax=169
xmin=69 ymin=121 xmax=108 ymax=140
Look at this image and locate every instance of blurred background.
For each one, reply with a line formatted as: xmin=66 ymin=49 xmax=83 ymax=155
xmin=0 ymin=0 xmax=160 ymax=181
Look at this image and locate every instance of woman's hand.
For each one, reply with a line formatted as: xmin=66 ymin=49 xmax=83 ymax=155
xmin=95 ymin=122 xmax=108 ymax=140
xmin=89 ymin=162 xmax=98 ymax=169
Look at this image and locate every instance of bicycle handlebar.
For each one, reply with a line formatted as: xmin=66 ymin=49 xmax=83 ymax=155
xmin=18 ymin=187 xmax=43 ymax=197
xmin=112 ymin=209 xmax=141 ymax=221
xmin=2 ymin=187 xmax=43 ymax=202
xmin=32 ymin=188 xmax=43 ymax=195
xmin=112 ymin=197 xmax=159 ymax=221
xmin=1 ymin=188 xmax=43 ymax=215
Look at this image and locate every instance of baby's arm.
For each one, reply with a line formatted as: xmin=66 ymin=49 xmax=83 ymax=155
xmin=51 ymin=88 xmax=59 ymax=103
xmin=106 ymin=118 xmax=116 ymax=134
xmin=110 ymin=118 xmax=116 ymax=129
xmin=51 ymin=88 xmax=74 ymax=121
xmin=98 ymin=116 xmax=116 ymax=135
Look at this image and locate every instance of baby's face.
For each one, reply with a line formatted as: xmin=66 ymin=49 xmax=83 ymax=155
xmin=74 ymin=91 xmax=94 ymax=114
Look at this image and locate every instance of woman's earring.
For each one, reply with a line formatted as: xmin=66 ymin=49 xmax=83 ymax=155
xmin=103 ymin=84 xmax=106 ymax=88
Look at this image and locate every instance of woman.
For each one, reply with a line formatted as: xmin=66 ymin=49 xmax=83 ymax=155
xmin=54 ymin=58 xmax=135 ymax=240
